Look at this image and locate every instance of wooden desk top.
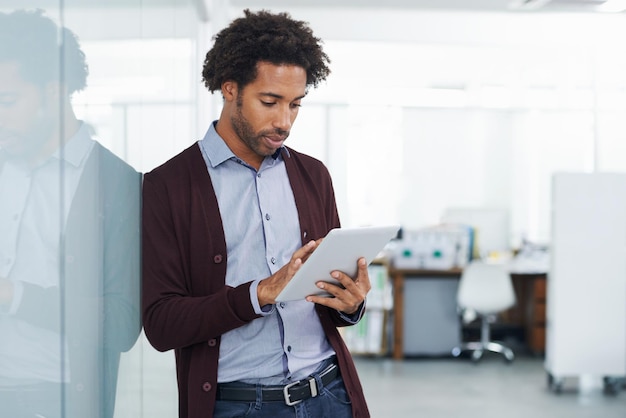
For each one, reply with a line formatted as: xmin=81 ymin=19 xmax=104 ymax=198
xmin=388 ymin=266 xmax=547 ymax=278
xmin=388 ymin=267 xmax=463 ymax=277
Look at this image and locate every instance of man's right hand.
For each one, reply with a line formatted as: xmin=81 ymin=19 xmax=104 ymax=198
xmin=256 ymin=239 xmax=320 ymax=306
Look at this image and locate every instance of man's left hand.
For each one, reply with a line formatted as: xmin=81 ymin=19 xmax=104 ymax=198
xmin=305 ymin=257 xmax=370 ymax=315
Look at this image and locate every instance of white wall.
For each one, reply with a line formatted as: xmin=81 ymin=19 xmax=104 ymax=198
xmin=51 ymin=4 xmax=626 ymax=244
xmin=227 ymin=8 xmax=626 ymax=244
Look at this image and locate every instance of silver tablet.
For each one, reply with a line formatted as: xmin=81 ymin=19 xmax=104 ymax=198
xmin=275 ymin=225 xmax=400 ymax=302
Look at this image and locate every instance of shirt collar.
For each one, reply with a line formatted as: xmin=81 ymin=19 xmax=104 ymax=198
xmin=199 ymin=121 xmax=289 ymax=168
xmin=51 ymin=122 xmax=94 ymax=168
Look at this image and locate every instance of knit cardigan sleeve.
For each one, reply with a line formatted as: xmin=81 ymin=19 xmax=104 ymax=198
xmin=142 ymin=144 xmax=260 ymax=352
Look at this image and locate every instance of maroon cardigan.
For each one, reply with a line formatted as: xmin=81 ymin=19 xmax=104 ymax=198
xmin=142 ymin=143 xmax=370 ymax=418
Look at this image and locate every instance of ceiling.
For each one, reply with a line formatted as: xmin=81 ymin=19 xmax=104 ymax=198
xmin=5 ymin=0 xmax=622 ymax=13
xmin=229 ymin=0 xmax=619 ymax=13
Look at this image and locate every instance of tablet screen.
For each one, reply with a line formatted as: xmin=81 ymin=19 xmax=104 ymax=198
xmin=275 ymin=225 xmax=399 ymax=302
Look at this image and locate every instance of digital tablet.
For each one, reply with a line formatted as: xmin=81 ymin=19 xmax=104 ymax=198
xmin=275 ymin=225 xmax=400 ymax=302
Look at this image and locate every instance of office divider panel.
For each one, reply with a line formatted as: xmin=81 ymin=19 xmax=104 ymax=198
xmin=546 ymin=173 xmax=626 ymax=393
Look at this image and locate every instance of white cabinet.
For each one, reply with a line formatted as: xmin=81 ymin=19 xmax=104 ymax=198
xmin=545 ymin=173 xmax=626 ymax=394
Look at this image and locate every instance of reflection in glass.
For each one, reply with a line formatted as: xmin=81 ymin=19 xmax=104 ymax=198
xmin=0 ymin=9 xmax=141 ymax=418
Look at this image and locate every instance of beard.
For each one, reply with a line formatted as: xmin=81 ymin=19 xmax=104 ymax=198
xmin=230 ymin=96 xmax=289 ymax=158
xmin=0 ymin=107 xmax=56 ymax=161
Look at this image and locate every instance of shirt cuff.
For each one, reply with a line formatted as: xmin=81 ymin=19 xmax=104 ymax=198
xmin=338 ymin=300 xmax=366 ymax=324
xmin=249 ymin=279 xmax=276 ymax=316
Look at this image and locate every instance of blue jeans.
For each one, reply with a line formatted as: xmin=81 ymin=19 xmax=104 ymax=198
xmin=213 ymin=374 xmax=352 ymax=418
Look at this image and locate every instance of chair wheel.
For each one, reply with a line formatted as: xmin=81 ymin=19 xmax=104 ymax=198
xmin=547 ymin=373 xmax=563 ymax=394
xmin=603 ymin=377 xmax=622 ymax=396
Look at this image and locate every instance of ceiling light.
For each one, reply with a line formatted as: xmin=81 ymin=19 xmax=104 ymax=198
xmin=508 ymin=0 xmax=552 ymax=10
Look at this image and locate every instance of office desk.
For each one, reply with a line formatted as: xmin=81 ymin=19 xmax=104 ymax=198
xmin=509 ymin=272 xmax=547 ymax=355
xmin=389 ymin=267 xmax=547 ymax=360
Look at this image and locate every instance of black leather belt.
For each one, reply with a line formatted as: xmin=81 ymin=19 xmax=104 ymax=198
xmin=216 ymin=362 xmax=340 ymax=406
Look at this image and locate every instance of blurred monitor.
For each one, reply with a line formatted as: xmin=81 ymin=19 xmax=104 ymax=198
xmin=441 ymin=207 xmax=510 ymax=258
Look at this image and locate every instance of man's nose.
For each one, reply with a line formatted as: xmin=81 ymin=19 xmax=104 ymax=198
xmin=273 ymin=106 xmax=293 ymax=132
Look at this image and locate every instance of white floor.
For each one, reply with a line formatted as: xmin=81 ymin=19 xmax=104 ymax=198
xmin=355 ymin=354 xmax=626 ymax=418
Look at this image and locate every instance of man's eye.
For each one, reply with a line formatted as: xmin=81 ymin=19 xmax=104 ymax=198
xmin=261 ymin=101 xmax=276 ymax=106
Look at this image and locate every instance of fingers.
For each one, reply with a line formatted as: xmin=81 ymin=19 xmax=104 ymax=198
xmin=257 ymin=240 xmax=318 ymax=306
xmin=306 ymin=257 xmax=371 ymax=314
xmin=349 ymin=257 xmax=371 ymax=290
xmin=332 ymin=257 xmax=370 ymax=294
xmin=291 ymin=240 xmax=317 ymax=264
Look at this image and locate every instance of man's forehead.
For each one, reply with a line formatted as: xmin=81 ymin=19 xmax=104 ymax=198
xmin=246 ymin=63 xmax=307 ymax=96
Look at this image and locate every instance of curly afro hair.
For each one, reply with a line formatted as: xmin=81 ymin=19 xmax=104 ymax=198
xmin=202 ymin=9 xmax=330 ymax=93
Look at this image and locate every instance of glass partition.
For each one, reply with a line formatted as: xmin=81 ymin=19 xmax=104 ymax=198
xmin=0 ymin=1 xmax=201 ymax=417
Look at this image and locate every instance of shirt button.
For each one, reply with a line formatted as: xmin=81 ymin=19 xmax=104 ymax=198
xmin=202 ymin=382 xmax=212 ymax=392
xmin=257 ymin=173 xmax=261 ymax=178
xmin=265 ymin=213 xmax=271 ymax=221
xmin=213 ymin=254 xmax=223 ymax=264
xmin=279 ymin=302 xmax=285 ymax=309
xmin=270 ymin=257 xmax=276 ymax=264
xmin=208 ymin=339 xmax=217 ymax=347
xmin=287 ymin=345 xmax=292 ymax=352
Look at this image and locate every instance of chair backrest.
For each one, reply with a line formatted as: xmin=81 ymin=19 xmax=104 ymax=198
xmin=457 ymin=261 xmax=516 ymax=314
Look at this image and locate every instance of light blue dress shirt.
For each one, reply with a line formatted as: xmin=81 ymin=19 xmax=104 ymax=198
xmin=0 ymin=123 xmax=94 ymax=385
xmin=198 ymin=122 xmax=336 ymax=385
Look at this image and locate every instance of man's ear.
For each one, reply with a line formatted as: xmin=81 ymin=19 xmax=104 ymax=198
xmin=41 ymin=81 xmax=70 ymax=112
xmin=44 ymin=81 xmax=63 ymax=101
xmin=221 ymin=80 xmax=238 ymax=103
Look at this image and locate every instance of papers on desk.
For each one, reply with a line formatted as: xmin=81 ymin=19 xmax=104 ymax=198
xmin=507 ymin=248 xmax=550 ymax=274
xmin=391 ymin=224 xmax=474 ymax=270
xmin=473 ymin=246 xmax=549 ymax=274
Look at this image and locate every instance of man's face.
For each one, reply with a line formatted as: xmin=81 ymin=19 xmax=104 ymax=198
xmin=229 ymin=62 xmax=307 ymax=161
xmin=0 ymin=61 xmax=55 ymax=158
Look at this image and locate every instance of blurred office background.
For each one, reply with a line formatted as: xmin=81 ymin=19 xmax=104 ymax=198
xmin=58 ymin=0 xmax=626 ymax=245
xmin=2 ymin=0 xmax=626 ymax=417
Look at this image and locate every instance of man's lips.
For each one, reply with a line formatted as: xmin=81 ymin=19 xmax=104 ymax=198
xmin=263 ymin=135 xmax=287 ymax=145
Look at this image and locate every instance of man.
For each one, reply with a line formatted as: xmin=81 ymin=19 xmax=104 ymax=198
xmin=0 ymin=10 xmax=141 ymax=418
xmin=142 ymin=9 xmax=370 ymax=418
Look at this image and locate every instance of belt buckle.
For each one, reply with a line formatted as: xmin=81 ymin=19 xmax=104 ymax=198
xmin=283 ymin=381 xmax=302 ymax=406
xmin=283 ymin=377 xmax=318 ymax=406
